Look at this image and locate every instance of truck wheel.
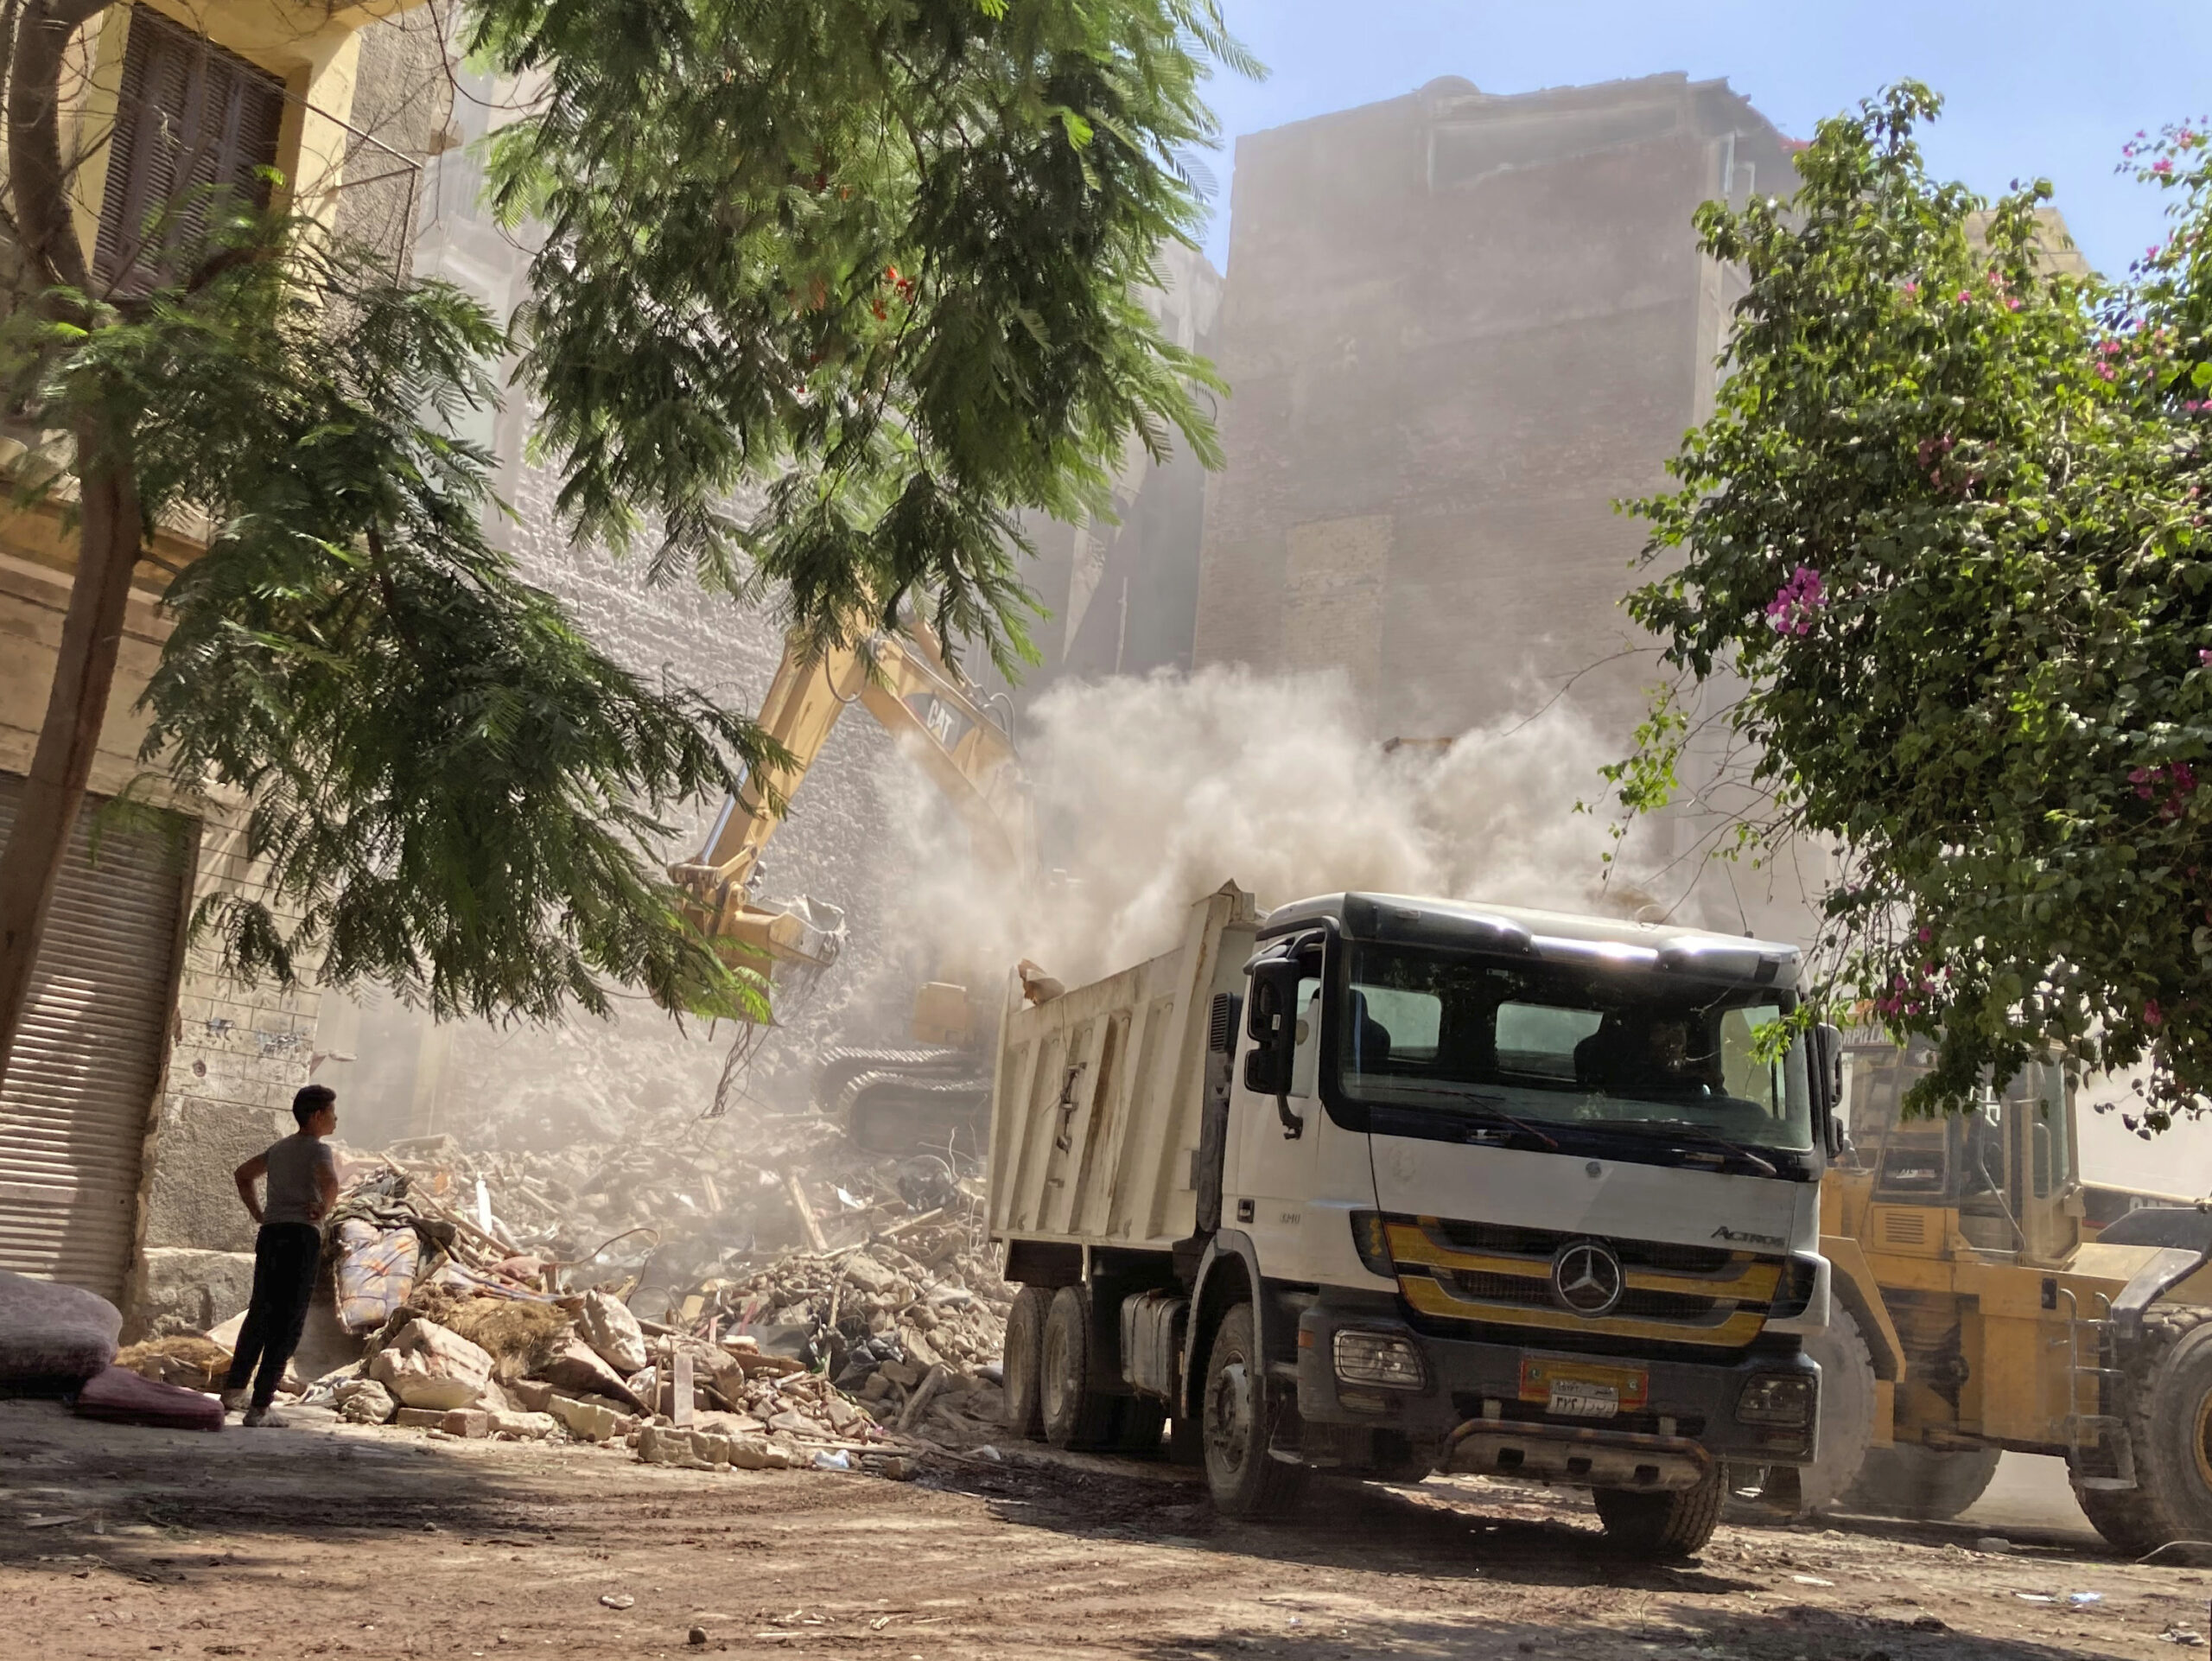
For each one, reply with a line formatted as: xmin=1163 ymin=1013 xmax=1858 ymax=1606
xmin=1593 ymin=1460 xmax=1726 ymax=1558
xmin=1001 ymin=1285 xmax=1049 ymax=1441
xmin=2070 ymin=1308 xmax=2212 ymax=1556
xmin=1200 ymin=1302 xmax=1306 ymax=1518
xmin=1847 ymin=1445 xmax=2000 ymax=1520
xmin=1040 ymin=1285 xmax=1120 ymax=1449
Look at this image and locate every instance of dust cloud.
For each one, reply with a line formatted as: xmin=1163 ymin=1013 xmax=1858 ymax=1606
xmin=877 ymin=664 xmax=1653 ymax=996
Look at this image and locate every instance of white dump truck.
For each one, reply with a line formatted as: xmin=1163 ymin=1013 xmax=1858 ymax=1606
xmin=988 ymin=883 xmax=1840 ymax=1556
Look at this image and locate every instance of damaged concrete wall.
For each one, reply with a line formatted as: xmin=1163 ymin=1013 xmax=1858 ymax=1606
xmin=988 ymin=244 xmax=1224 ymax=710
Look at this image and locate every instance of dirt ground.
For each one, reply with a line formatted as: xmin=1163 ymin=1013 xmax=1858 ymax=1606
xmin=5 ymin=1400 xmax=2209 ymax=1661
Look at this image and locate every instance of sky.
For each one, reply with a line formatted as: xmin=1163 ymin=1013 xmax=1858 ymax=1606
xmin=1198 ymin=0 xmax=2212 ymax=281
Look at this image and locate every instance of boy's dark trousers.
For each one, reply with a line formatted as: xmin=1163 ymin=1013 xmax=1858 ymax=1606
xmin=223 ymin=1223 xmax=322 ymax=1408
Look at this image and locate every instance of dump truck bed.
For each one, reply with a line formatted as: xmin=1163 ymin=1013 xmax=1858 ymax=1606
xmin=986 ymin=884 xmax=1256 ymax=1251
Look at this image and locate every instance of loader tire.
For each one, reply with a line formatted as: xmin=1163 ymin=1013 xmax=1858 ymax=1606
xmin=2070 ymin=1306 xmax=2212 ymax=1556
xmin=1200 ymin=1302 xmax=1307 ymax=1519
xmin=1593 ymin=1459 xmax=1726 ymax=1558
xmin=1001 ymin=1285 xmax=1049 ymax=1441
xmin=1041 ymin=1286 xmax=1120 ymax=1450
xmin=1847 ymin=1444 xmax=2001 ymax=1520
xmin=1725 ymin=1304 xmax=1876 ymax=1521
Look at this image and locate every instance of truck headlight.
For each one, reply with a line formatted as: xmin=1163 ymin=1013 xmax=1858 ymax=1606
xmin=1738 ymin=1372 xmax=1815 ymax=1427
xmin=1333 ymin=1329 xmax=1426 ymax=1390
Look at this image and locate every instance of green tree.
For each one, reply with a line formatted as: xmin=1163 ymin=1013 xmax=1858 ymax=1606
xmin=466 ymin=0 xmax=1245 ymax=672
xmin=0 ymin=0 xmax=1249 ymax=1091
xmin=1619 ymin=83 xmax=2212 ymax=1125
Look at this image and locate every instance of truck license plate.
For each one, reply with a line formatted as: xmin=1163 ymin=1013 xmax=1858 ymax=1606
xmin=1519 ymin=1355 xmax=1649 ymax=1422
xmin=1548 ymin=1378 xmax=1619 ymax=1418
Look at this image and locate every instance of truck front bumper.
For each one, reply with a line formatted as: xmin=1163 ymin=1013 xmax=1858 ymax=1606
xmin=1294 ymin=1295 xmax=1819 ymax=1473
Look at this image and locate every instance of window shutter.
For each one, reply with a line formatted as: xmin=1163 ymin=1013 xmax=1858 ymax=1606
xmin=92 ymin=8 xmax=286 ymax=295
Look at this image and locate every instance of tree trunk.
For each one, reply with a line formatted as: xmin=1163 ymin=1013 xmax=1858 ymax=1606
xmin=0 ymin=433 xmax=143 ymax=1089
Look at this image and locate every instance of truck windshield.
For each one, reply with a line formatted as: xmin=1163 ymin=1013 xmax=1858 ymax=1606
xmin=1334 ymin=941 xmax=1814 ymax=1155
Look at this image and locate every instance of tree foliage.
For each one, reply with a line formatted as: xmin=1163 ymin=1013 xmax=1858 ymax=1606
xmin=1621 ymin=84 xmax=2212 ymax=1124
xmin=0 ymin=0 xmax=1249 ymax=1069
xmin=8 ymin=202 xmax=776 ymax=1022
xmin=465 ymin=0 xmax=1249 ymax=675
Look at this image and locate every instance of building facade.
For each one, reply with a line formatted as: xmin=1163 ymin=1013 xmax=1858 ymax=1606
xmin=1192 ymin=73 xmax=1796 ymax=742
xmin=0 ymin=0 xmax=442 ymax=1331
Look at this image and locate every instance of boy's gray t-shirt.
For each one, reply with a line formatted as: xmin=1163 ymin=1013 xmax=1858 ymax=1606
xmin=262 ymin=1135 xmax=336 ymax=1226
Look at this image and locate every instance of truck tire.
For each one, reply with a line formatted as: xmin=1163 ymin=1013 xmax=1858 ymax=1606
xmin=1847 ymin=1445 xmax=2001 ymax=1520
xmin=1593 ymin=1460 xmax=1726 ymax=1558
xmin=1040 ymin=1285 xmax=1120 ymax=1449
xmin=1200 ymin=1302 xmax=1307 ymax=1518
xmin=1722 ymin=1305 xmax=1877 ymax=1521
xmin=1001 ymin=1285 xmax=1049 ymax=1441
xmin=2070 ymin=1307 xmax=2212 ymax=1556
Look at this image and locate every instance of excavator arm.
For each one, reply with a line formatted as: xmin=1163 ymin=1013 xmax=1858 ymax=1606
xmin=669 ymin=619 xmax=1034 ymax=997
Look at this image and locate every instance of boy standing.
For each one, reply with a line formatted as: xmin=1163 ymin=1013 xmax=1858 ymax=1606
xmin=221 ymin=1085 xmax=341 ymax=1426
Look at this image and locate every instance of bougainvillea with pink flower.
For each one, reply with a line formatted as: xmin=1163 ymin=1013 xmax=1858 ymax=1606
xmin=1611 ymin=84 xmax=2212 ymax=1128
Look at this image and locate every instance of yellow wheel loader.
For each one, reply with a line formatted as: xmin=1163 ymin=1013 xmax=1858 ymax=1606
xmin=1768 ymin=1036 xmax=2212 ymax=1551
xmin=667 ymin=616 xmax=1038 ymax=1153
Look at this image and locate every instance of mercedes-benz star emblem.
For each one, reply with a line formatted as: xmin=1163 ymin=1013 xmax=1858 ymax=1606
xmin=1550 ymin=1238 xmax=1625 ymax=1318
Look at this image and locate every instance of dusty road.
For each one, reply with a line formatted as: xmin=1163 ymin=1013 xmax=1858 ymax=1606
xmin=4 ymin=1400 xmax=2207 ymax=1661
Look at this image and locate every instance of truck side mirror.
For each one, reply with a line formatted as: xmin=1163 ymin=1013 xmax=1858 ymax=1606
xmin=1243 ymin=958 xmax=1304 ymax=1099
xmin=1810 ymin=1021 xmax=1844 ymax=1157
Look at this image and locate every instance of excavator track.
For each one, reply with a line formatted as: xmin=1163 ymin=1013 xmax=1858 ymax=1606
xmin=817 ymin=1048 xmax=993 ymax=1156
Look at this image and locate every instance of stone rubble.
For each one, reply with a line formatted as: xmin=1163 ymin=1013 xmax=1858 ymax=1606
xmin=134 ymin=1102 xmax=1014 ymax=1470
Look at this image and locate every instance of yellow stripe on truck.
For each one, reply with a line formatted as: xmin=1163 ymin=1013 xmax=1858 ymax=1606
xmin=1396 ymin=1274 xmax=1770 ymax=1348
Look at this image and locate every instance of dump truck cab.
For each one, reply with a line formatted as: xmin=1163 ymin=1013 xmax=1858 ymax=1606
xmin=989 ymin=885 xmax=1840 ymax=1557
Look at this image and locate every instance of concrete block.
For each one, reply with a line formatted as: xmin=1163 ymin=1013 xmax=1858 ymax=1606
xmin=370 ymin=1319 xmax=494 ymax=1410
xmin=440 ymin=1409 xmax=490 ymax=1439
xmin=395 ymin=1407 xmax=444 ymax=1429
xmin=547 ymin=1392 xmax=626 ymax=1442
xmin=128 ymin=1247 xmax=257 ymax=1341
xmin=506 ymin=1378 xmax=555 ymax=1411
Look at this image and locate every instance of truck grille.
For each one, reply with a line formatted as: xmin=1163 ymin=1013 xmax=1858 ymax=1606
xmin=1385 ymin=1215 xmax=1783 ymax=1349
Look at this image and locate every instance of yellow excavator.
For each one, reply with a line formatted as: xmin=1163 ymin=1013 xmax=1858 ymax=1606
xmin=667 ymin=617 xmax=1037 ymax=1154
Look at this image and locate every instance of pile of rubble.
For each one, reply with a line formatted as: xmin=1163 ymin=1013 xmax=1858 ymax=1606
xmin=123 ymin=1106 xmax=1012 ymax=1466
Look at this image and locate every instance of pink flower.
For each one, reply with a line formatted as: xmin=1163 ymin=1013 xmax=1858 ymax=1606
xmin=2146 ymin=998 xmax=2165 ymax=1028
xmin=2154 ymin=158 xmax=2175 ymax=175
xmin=1901 ymin=280 xmax=1918 ymax=297
xmin=1764 ymin=566 xmax=1827 ymax=637
xmin=1916 ymin=925 xmax=1932 ymax=945
xmin=1956 ymin=289 xmax=1974 ymax=303
xmin=2005 ymin=297 xmax=2021 ymax=311
xmin=2098 ymin=364 xmax=2118 ymax=380
xmin=2199 ymin=649 xmax=2212 ymax=665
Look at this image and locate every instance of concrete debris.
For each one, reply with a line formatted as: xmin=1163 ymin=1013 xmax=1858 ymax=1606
xmin=162 ymin=1104 xmax=1014 ymax=1471
xmin=369 ymin=1320 xmax=496 ymax=1411
xmin=332 ymin=1378 xmax=397 ymax=1424
xmin=579 ymin=1291 xmax=649 ymax=1374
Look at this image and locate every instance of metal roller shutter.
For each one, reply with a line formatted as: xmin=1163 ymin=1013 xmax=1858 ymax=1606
xmin=0 ymin=773 xmax=189 ymax=1299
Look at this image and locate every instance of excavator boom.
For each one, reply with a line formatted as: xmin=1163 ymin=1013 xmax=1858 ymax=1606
xmin=669 ymin=620 xmax=1033 ymax=997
